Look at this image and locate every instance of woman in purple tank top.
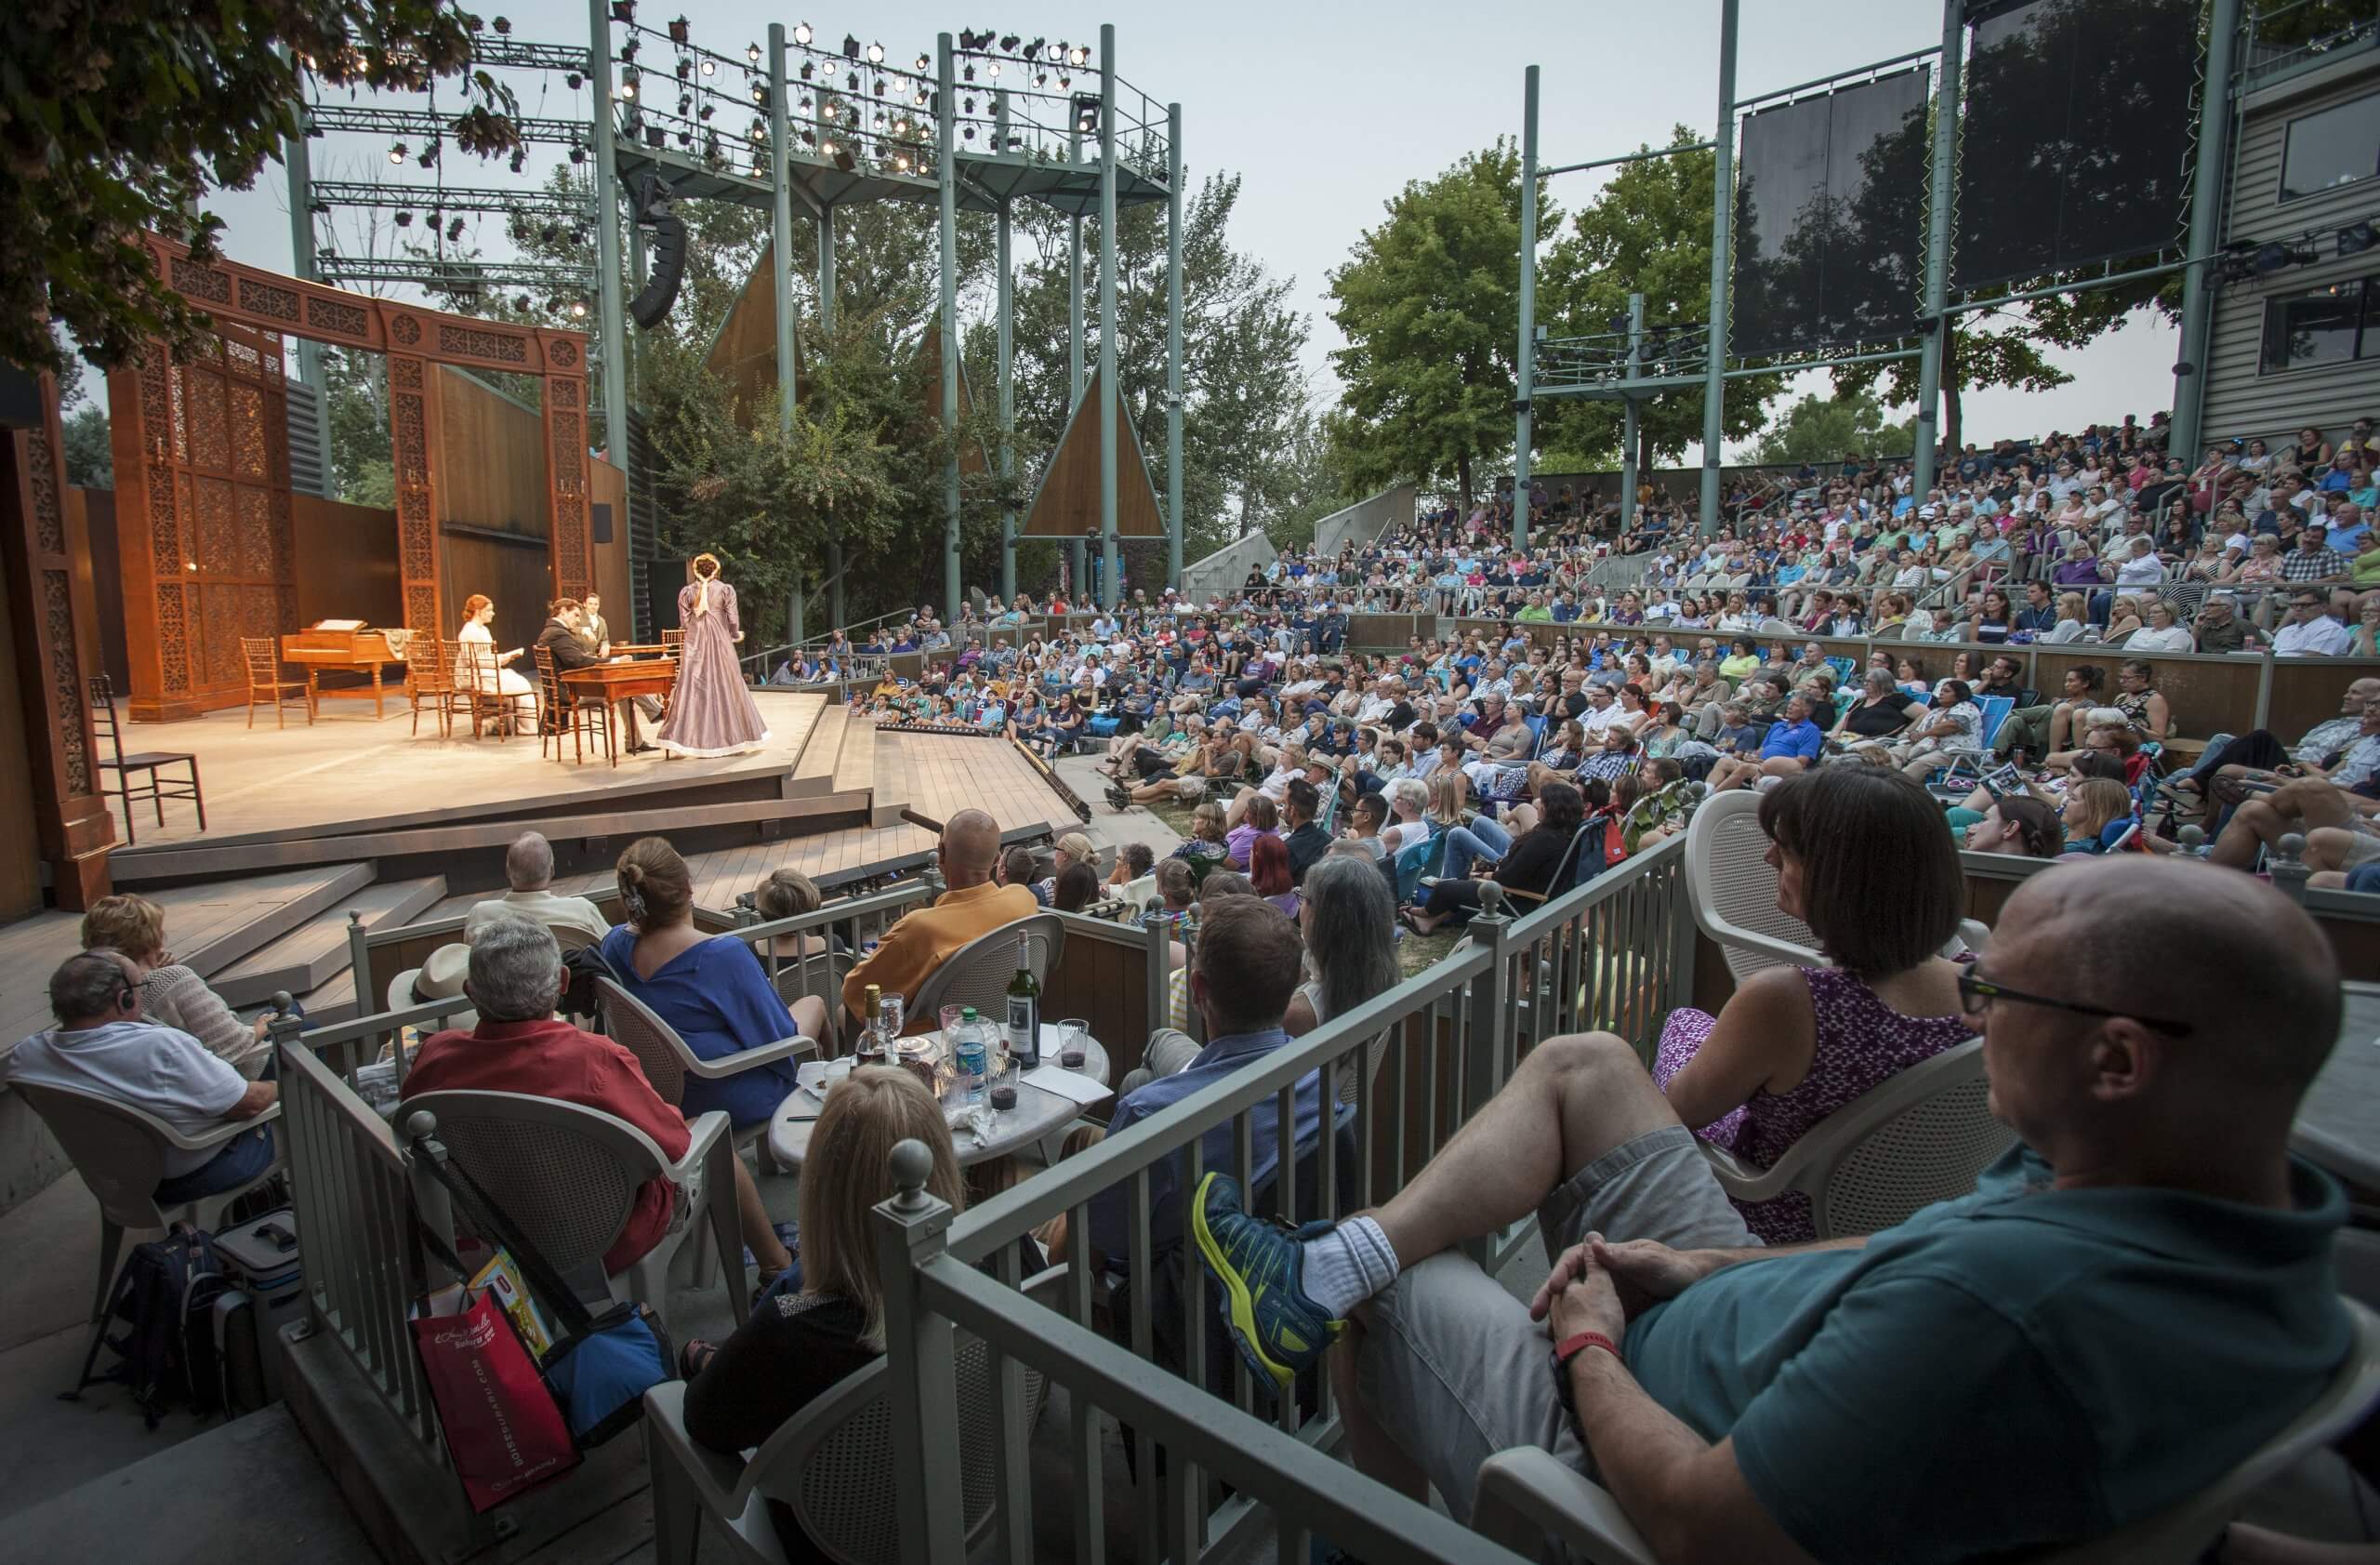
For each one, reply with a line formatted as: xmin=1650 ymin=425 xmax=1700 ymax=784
xmin=1654 ymin=766 xmax=1975 ymax=1242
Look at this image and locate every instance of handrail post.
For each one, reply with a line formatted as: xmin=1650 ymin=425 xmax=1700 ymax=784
xmin=1461 ymin=886 xmax=1514 ymax=1270
xmin=1144 ymin=913 xmax=1170 ymax=1043
xmin=875 ymin=1138 xmax=966 ymax=1565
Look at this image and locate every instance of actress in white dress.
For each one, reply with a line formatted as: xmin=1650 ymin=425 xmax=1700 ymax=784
xmin=457 ymin=593 xmax=536 ymax=734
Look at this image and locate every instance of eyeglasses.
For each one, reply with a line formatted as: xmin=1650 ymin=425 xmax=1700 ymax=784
xmin=1956 ymin=970 xmax=2193 ymax=1037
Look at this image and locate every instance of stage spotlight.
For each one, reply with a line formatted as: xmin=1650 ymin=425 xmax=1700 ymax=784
xmin=793 ymin=21 xmax=812 ymax=46
xmin=963 ymin=63 xmax=975 ymax=83
xmin=509 ymin=148 xmax=526 ymax=172
xmin=1000 ymin=33 xmax=1020 ymax=51
xmin=620 ymin=73 xmax=638 ymax=99
xmin=699 ymin=58 xmax=713 ymax=74
xmin=800 ymin=60 xmax=814 ymax=80
xmin=1058 ymin=74 xmax=1070 ymax=90
xmin=2340 ymin=220 xmax=2377 ymax=258
xmin=874 ymin=109 xmax=885 ymax=126
xmin=914 ymin=88 xmax=927 ymax=106
xmin=699 ymin=103 xmax=713 ymax=119
xmin=845 ymin=72 xmax=858 ymax=90
xmin=840 ymin=33 xmax=860 ymax=60
xmin=874 ymin=78 xmax=886 ymax=97
xmin=915 ymin=52 xmax=930 ymax=72
xmin=390 ymin=140 xmax=408 ymax=163
xmin=394 ymin=211 xmax=414 ymax=228
xmin=963 ymin=95 xmax=975 ymax=113
xmin=1071 ymin=93 xmax=1099 ymax=132
xmin=447 ymin=218 xmax=466 ymax=239
xmin=572 ymin=301 xmax=588 ymax=318
xmin=643 ymin=124 xmax=665 ymax=147
xmin=319 ymin=245 xmax=336 ymax=259
xmin=566 ymin=71 xmax=583 ymax=88
xmin=987 ymin=62 xmax=1001 ymax=80
xmin=667 ymin=15 xmax=688 ymax=44
xmin=610 ymin=0 xmax=633 ymax=21
xmin=308 ymin=199 xmax=329 ymax=215
xmin=751 ymin=82 xmax=766 ymax=102
xmin=1049 ymin=40 xmax=1065 ymax=61
xmin=893 ymin=153 xmax=910 ymax=172
xmin=2254 ymin=240 xmax=2320 ymax=274
xmin=620 ymin=39 xmax=638 ymax=60
xmin=747 ymin=40 xmax=761 ymax=63
xmin=493 ymin=15 xmax=511 ymax=33
xmin=676 ymin=60 xmax=691 ymax=80
xmin=866 ymin=40 xmax=884 ymax=63
xmin=751 ymin=118 xmax=766 ymax=139
xmin=799 ymin=94 xmax=812 ymax=111
xmin=1067 ymin=44 xmax=1088 ymax=65
xmin=958 ymin=29 xmax=982 ymax=50
xmin=1025 ymin=36 xmax=1045 ymax=58
xmin=962 ymin=125 xmax=974 ymax=140
xmin=1034 ymin=71 xmax=1047 ymax=86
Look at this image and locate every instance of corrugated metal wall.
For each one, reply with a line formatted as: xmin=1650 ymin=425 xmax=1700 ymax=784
xmin=284 ymin=378 xmax=329 ymax=498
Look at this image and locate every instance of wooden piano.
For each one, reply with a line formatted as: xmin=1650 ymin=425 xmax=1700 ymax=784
xmin=281 ymin=626 xmax=410 ymax=719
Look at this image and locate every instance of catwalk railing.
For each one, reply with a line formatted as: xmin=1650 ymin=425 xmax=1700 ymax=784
xmin=869 ymin=837 xmax=1694 ymax=1565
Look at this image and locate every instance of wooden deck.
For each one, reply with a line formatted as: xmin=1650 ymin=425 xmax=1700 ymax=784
xmin=98 ymin=691 xmax=828 ymax=851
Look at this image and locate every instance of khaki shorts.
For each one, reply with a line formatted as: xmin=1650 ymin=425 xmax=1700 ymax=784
xmin=1354 ymin=1125 xmax=1754 ymax=1526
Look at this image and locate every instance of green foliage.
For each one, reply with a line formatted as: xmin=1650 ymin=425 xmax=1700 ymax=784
xmin=3 ymin=0 xmax=520 ymax=377
xmin=322 ymin=347 xmax=393 ymax=504
xmin=1537 ymin=131 xmax=1786 ymax=468
xmin=60 ymin=405 xmax=112 ymax=487
xmin=1326 ymin=141 xmax=1540 ymax=510
xmin=1737 ymin=391 xmax=1916 ymax=466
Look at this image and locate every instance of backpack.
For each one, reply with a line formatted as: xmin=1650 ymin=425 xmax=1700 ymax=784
xmin=75 ymin=1223 xmax=233 ymax=1427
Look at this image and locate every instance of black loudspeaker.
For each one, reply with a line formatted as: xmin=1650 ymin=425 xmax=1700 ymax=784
xmin=0 ymin=363 xmax=42 ymax=431
xmin=590 ymin=501 xmax=614 ymax=546
xmin=627 ymin=175 xmax=688 ymax=330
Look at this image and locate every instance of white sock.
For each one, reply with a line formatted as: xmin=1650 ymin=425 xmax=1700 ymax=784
xmin=1298 ymin=1215 xmax=1400 ymax=1317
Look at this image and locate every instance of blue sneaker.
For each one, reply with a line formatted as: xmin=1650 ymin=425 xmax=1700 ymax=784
xmin=1189 ymin=1172 xmax=1342 ymax=1388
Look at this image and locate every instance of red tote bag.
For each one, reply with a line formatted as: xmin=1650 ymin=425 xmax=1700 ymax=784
xmin=411 ymin=1291 xmax=580 ymax=1510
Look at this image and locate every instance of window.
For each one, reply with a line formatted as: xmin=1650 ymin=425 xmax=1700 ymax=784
xmin=2259 ymin=276 xmax=2374 ymax=374
xmin=2279 ymin=93 xmax=2380 ymax=202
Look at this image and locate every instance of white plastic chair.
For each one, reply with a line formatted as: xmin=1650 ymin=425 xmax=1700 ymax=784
xmin=596 ymin=975 xmax=815 ymax=1160
xmin=400 ymin=1088 xmax=747 ymax=1334
xmin=1684 ymin=790 xmax=1989 ymax=982
xmin=1697 ymin=1038 xmax=2011 ymax=1239
xmin=907 ymin=913 xmax=1066 ymax=1029
xmin=14 ymin=1079 xmax=285 ymax=1323
xmin=642 ymin=1265 xmax=1064 ymax=1565
xmin=1472 ymin=1298 xmax=2380 ymax=1565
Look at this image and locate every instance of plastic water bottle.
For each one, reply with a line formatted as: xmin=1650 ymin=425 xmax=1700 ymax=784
xmin=956 ymin=1006 xmax=989 ymax=1106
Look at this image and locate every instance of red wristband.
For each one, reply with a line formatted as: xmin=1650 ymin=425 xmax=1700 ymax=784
xmin=1553 ymin=1330 xmax=1622 ymax=1368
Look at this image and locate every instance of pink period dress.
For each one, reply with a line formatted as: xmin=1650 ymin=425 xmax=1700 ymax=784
xmin=656 ymin=579 xmax=770 ymax=758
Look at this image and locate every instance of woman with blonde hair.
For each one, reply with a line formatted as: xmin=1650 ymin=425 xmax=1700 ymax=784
xmin=680 ymin=1068 xmax=1034 ymax=1562
xmin=2058 ymin=776 xmax=2137 ymax=854
xmin=655 ymin=551 xmax=771 ymax=758
xmin=79 ymin=893 xmax=272 ymax=1077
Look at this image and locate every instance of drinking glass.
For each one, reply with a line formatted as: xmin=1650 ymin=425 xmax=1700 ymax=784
xmin=1061 ymin=1018 xmax=1091 ymax=1066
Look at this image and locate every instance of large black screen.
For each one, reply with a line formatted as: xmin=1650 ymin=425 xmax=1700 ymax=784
xmin=1954 ymin=0 xmax=2200 ymax=289
xmin=1730 ymin=67 xmax=1934 ymax=355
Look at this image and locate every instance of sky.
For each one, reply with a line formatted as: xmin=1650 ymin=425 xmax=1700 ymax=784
xmin=142 ymin=0 xmax=2179 ymax=463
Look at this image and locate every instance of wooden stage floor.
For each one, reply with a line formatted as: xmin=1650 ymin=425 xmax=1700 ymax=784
xmin=100 ymin=690 xmax=830 ymax=850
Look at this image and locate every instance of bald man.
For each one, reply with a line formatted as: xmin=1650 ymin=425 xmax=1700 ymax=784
xmin=1192 ymin=859 xmax=2351 ymax=1561
xmin=463 ymin=831 xmax=608 ymax=941
xmin=840 ymin=808 xmax=1036 ymax=1031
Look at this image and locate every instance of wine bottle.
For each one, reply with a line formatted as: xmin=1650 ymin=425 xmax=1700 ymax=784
xmin=1005 ymin=933 xmax=1040 ymax=1068
xmin=860 ymin=984 xmax=882 ymax=1060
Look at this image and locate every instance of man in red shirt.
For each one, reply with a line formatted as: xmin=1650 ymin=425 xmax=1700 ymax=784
xmin=401 ymin=915 xmax=692 ymax=1274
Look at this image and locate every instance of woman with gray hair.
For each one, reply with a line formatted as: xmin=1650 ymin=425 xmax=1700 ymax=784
xmin=1285 ymin=854 xmax=1400 ymax=1104
xmin=1380 ymin=776 xmax=1433 ymax=858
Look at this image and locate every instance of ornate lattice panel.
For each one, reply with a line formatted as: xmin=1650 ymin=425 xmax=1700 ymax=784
xmin=390 ymin=352 xmax=442 ymax=638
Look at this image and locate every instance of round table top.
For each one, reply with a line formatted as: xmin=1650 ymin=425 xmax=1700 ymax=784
xmin=767 ymin=1026 xmax=1112 ymax=1170
xmin=2294 ymin=982 xmax=2380 ymax=1192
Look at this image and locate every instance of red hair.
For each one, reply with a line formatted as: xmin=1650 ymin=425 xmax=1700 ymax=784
xmin=1250 ymin=832 xmax=1292 ymax=898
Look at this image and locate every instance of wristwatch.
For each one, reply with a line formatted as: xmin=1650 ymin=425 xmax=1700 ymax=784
xmin=1551 ymin=1331 xmax=1622 ymax=1431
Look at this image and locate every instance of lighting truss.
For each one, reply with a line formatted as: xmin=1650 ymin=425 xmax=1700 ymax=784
xmin=306 ymin=104 xmax=590 ymax=144
xmin=466 ymin=38 xmax=593 ymax=73
xmin=309 ymin=181 xmax=591 ymax=219
xmin=314 ymin=256 xmax=594 ymax=291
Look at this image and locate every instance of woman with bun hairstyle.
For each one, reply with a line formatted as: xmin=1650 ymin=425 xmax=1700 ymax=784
xmin=656 ymin=550 xmax=771 ymax=758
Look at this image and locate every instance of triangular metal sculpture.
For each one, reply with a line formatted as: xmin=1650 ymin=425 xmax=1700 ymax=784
xmin=704 ymin=237 xmax=804 ymax=430
xmin=1020 ymin=365 xmax=1165 ymax=537
xmin=915 ymin=323 xmax=989 ymax=477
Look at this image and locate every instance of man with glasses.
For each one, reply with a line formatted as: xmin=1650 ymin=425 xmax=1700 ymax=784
xmin=1187 ymin=859 xmax=2350 ymax=1562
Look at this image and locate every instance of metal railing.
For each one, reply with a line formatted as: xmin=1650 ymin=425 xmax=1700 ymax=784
xmin=870 ymin=838 xmax=1695 ymax=1565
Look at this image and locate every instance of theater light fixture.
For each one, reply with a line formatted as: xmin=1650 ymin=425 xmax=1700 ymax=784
xmin=866 ymin=40 xmax=884 ymax=63
xmin=2254 ymin=239 xmax=2320 ymax=274
xmin=915 ymin=52 xmax=930 ymax=72
xmin=1000 ymin=33 xmax=1020 ymax=51
xmin=667 ymin=16 xmax=688 ymax=43
xmin=447 ymin=218 xmax=466 ymax=239
xmin=840 ymin=33 xmax=860 ymax=60
xmin=571 ymin=300 xmax=588 ymax=318
xmin=390 ymin=140 xmax=408 ymax=163
xmin=792 ymin=21 xmax=813 ymax=46
xmin=493 ymin=15 xmax=511 ymax=33
xmin=516 ymin=294 xmax=531 ymax=311
xmin=565 ymin=71 xmax=583 ymax=88
xmin=620 ymin=72 xmax=638 ymax=99
xmin=699 ymin=58 xmax=714 ymax=75
xmin=609 ymin=0 xmax=633 ymax=21
xmin=747 ymin=40 xmax=761 ymax=63
xmin=394 ymin=210 xmax=414 ymax=227
xmin=2341 ymin=220 xmax=2377 ymax=258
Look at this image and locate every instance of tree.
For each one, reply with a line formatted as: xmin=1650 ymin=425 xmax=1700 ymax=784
xmin=1737 ymin=391 xmax=1915 ymax=467
xmin=1326 ymin=142 xmax=1543 ymax=511
xmin=1535 ymin=130 xmax=1786 ymax=474
xmin=60 ymin=405 xmax=112 ymax=487
xmin=3 ymin=0 xmax=520 ymax=378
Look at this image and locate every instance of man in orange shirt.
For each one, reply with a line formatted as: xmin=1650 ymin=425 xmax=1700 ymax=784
xmin=841 ymin=808 xmax=1037 ymax=1032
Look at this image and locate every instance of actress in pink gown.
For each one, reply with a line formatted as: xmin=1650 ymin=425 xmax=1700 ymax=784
xmin=656 ymin=553 xmax=770 ymax=758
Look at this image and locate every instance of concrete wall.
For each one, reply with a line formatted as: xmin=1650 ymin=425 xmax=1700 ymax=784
xmin=0 ymin=1088 xmax=68 ymax=1220
xmin=1315 ymin=484 xmax=1416 ymax=556
xmin=1182 ymin=530 xmax=1276 ymax=602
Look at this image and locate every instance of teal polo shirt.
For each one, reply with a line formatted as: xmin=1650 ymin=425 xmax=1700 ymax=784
xmin=1625 ymin=1146 xmax=2350 ymax=1565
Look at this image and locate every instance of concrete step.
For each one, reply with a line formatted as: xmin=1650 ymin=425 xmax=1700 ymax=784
xmin=787 ymin=703 xmax=850 ymax=799
xmin=171 ymin=863 xmax=377 ymax=981
xmin=212 ymin=877 xmax=447 ymax=1011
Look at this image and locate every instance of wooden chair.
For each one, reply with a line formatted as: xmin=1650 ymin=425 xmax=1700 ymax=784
xmin=406 ymin=635 xmax=453 ymax=738
xmin=87 ymin=673 xmax=202 ymax=845
xmin=240 ymin=637 xmax=311 ymax=728
xmin=533 ymin=643 xmax=614 ymax=764
xmin=452 ymin=639 xmax=512 ymax=741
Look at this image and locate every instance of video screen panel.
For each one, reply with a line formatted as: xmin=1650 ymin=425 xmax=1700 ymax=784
xmin=1730 ymin=67 xmax=1933 ymax=355
xmin=1954 ymin=0 xmax=2199 ymax=288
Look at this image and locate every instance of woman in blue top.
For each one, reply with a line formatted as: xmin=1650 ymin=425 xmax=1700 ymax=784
xmin=600 ymin=837 xmax=821 ymax=1285
xmin=600 ymin=838 xmax=822 ymax=1129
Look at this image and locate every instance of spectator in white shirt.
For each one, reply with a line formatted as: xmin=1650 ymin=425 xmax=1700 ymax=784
xmin=6 ymin=950 xmax=280 ymax=1200
xmin=2122 ymin=599 xmax=2197 ymax=654
xmin=2111 ymin=537 xmax=2166 ymax=590
xmin=2273 ymin=590 xmax=2354 ymax=657
xmin=465 ymin=832 xmax=609 ymax=942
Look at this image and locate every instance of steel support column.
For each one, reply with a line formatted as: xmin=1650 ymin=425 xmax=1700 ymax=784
xmin=1166 ymin=101 xmax=1185 ymax=593
xmin=1620 ymin=293 xmax=1645 ymax=534
xmin=768 ymin=23 xmax=802 ymax=648
xmin=1911 ymin=0 xmax=1965 ymax=510
xmin=937 ymin=33 xmax=962 ymax=626
xmin=1097 ymin=24 xmax=1120 ymax=610
xmin=817 ymin=196 xmax=843 ymax=630
xmin=996 ymin=92 xmax=1017 ymax=605
xmin=1699 ymin=0 xmax=1739 ymax=537
xmin=1514 ymin=65 xmax=1540 ymax=553
xmin=1068 ymin=132 xmax=1085 ymax=605
xmin=281 ymin=69 xmax=336 ymax=484
xmin=586 ymin=0 xmax=629 ymax=471
xmin=2171 ymin=0 xmax=2242 ymax=465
